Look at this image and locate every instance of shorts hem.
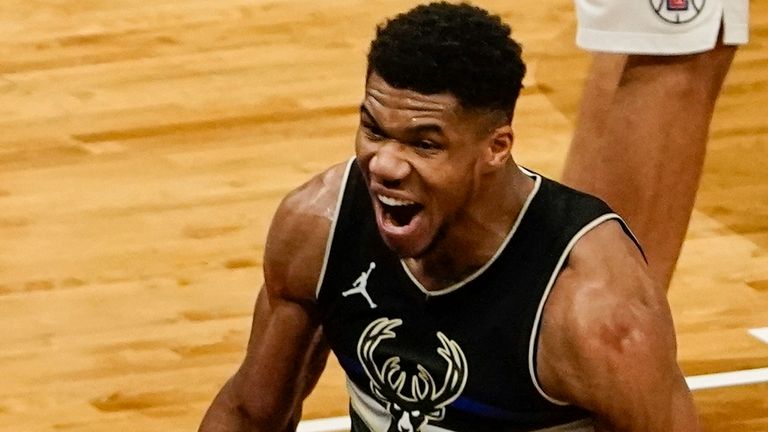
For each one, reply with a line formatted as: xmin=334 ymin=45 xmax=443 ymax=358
xmin=723 ymin=23 xmax=749 ymax=45
xmin=576 ymin=27 xmax=730 ymax=55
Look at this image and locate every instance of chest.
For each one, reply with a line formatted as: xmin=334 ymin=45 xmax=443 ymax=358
xmin=320 ymin=254 xmax=546 ymax=410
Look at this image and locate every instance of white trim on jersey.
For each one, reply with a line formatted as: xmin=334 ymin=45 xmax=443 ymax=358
xmin=348 ymin=379 xmax=594 ymax=432
xmin=400 ymin=168 xmax=542 ymax=297
xmin=315 ymin=157 xmax=356 ymax=299
xmin=347 ymin=379 xmax=394 ymax=432
xmin=348 ymin=379 xmax=596 ymax=431
xmin=527 ymin=213 xmax=627 ymax=406
xmin=348 ymin=379 xmax=457 ymax=432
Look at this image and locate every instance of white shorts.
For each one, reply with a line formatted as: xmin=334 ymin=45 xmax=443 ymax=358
xmin=575 ymin=0 xmax=749 ymax=55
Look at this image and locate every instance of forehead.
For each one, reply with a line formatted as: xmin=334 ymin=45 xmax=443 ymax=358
xmin=363 ymin=73 xmax=462 ymax=121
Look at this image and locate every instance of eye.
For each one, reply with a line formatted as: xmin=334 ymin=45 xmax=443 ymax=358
xmin=362 ymin=123 xmax=386 ymax=141
xmin=414 ymin=140 xmax=441 ymax=152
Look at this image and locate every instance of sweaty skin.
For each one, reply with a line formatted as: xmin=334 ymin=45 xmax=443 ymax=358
xmin=357 ymin=73 xmax=533 ymax=288
xmin=536 ymin=221 xmax=699 ymax=431
xmin=199 ymin=73 xmax=700 ymax=432
xmin=563 ymin=40 xmax=737 ymax=291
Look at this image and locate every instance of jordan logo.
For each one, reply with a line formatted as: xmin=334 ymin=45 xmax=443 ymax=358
xmin=343 ymin=262 xmax=377 ymax=309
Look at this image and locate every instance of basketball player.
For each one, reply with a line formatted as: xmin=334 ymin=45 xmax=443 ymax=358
xmin=199 ymin=3 xmax=698 ymax=431
xmin=563 ymin=0 xmax=749 ymax=290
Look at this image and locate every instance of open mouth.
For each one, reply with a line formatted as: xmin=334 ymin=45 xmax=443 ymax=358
xmin=378 ymin=194 xmax=423 ymax=228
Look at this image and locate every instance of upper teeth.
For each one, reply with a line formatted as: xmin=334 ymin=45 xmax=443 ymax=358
xmin=378 ymin=195 xmax=415 ymax=207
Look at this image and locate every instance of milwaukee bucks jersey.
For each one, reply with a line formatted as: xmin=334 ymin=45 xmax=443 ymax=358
xmin=316 ymin=159 xmax=639 ymax=432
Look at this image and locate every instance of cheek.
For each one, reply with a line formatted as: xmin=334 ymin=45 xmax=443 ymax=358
xmin=354 ymin=130 xmax=366 ymax=154
xmin=356 ymin=128 xmax=384 ymax=151
xmin=420 ymin=170 xmax=474 ymax=211
xmin=423 ymin=159 xmax=477 ymax=192
xmin=355 ymin=134 xmax=375 ymax=166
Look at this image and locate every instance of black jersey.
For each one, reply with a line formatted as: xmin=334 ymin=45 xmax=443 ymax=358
xmin=316 ymin=159 xmax=640 ymax=432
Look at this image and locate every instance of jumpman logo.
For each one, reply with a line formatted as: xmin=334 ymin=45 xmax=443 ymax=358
xmin=342 ymin=262 xmax=377 ymax=309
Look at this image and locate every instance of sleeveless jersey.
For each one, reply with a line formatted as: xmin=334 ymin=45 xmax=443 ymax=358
xmin=317 ymin=159 xmax=640 ymax=432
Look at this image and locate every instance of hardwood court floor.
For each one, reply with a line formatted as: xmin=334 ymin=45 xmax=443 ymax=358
xmin=0 ymin=1 xmax=766 ymax=431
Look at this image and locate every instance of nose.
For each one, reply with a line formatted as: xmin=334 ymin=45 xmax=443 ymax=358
xmin=368 ymin=142 xmax=410 ymax=188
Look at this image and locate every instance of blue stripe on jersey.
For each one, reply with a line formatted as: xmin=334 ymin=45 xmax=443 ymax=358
xmin=452 ymin=396 xmax=527 ymax=420
xmin=337 ymin=352 xmax=366 ymax=377
xmin=337 ymin=352 xmax=525 ymax=420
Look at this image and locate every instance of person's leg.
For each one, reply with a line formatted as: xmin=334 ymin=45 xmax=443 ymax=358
xmin=562 ymin=40 xmax=736 ymax=291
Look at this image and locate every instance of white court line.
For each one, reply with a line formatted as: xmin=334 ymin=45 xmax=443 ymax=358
xmin=686 ymin=367 xmax=768 ymax=391
xmin=297 ymin=367 xmax=768 ymax=432
xmin=297 ymin=416 xmax=350 ymax=432
xmin=749 ymin=327 xmax=768 ymax=345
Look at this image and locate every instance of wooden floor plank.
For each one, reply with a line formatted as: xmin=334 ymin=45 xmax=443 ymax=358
xmin=1 ymin=1 xmax=766 ymax=430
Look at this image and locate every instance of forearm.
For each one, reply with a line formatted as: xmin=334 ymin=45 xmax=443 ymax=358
xmin=671 ymin=380 xmax=700 ymax=432
xmin=199 ymin=378 xmax=298 ymax=432
xmin=199 ymin=255 xmax=329 ymax=431
xmin=199 ymin=379 xmax=251 ymax=432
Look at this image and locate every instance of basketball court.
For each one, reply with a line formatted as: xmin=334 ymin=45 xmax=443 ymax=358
xmin=0 ymin=1 xmax=766 ymax=430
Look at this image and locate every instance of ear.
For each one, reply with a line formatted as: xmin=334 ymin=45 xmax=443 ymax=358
xmin=482 ymin=125 xmax=513 ymax=173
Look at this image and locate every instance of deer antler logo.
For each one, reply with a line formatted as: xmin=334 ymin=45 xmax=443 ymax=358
xmin=356 ymin=318 xmax=468 ymax=432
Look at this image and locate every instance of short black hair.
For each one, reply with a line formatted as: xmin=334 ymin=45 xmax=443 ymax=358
xmin=368 ymin=2 xmax=526 ymax=118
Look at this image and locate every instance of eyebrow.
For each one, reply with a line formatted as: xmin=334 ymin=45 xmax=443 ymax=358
xmin=359 ymin=104 xmax=445 ymax=136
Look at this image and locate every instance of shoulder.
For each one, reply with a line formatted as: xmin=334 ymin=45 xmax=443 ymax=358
xmin=263 ymin=160 xmax=351 ymax=304
xmin=536 ymin=219 xmax=677 ymax=406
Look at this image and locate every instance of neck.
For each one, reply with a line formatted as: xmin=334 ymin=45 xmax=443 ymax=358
xmin=404 ymin=164 xmax=534 ymax=291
